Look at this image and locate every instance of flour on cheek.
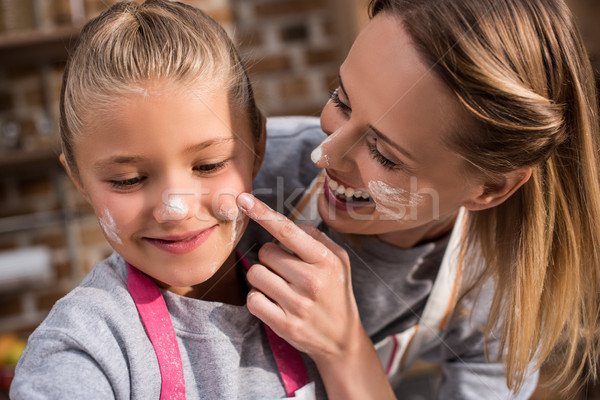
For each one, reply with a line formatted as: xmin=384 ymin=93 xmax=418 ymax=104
xmin=98 ymin=207 xmax=123 ymax=245
xmin=368 ymin=180 xmax=423 ymax=220
xmin=216 ymin=197 xmax=245 ymax=245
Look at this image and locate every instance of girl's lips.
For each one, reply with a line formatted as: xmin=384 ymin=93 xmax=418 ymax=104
xmin=144 ymin=226 xmax=217 ymax=254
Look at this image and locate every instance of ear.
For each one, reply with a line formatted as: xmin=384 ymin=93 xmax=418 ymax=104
xmin=462 ymin=167 xmax=532 ymax=211
xmin=59 ymin=153 xmax=90 ymax=202
xmin=252 ymin=115 xmax=267 ymax=179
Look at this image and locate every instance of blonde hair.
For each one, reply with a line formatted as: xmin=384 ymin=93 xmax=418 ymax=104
xmin=60 ymin=0 xmax=261 ymax=173
xmin=370 ymin=0 xmax=600 ymax=392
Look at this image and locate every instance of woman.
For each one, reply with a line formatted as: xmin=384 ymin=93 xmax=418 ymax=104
xmin=236 ymin=0 xmax=600 ymax=398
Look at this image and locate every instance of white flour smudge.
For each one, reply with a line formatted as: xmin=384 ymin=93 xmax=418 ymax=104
xmin=99 ymin=207 xmax=122 ymax=245
xmin=310 ymin=146 xmax=323 ymax=164
xmin=368 ymin=180 xmax=423 ymax=220
xmin=216 ymin=199 xmax=245 ymax=245
xmin=158 ymin=195 xmax=188 ymax=220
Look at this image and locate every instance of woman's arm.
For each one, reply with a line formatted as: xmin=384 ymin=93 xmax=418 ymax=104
xmin=238 ymin=192 xmax=396 ymax=399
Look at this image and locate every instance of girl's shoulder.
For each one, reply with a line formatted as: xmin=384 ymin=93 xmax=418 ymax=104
xmin=32 ymin=252 xmax=137 ymax=337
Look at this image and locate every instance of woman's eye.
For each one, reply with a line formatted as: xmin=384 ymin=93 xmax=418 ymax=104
xmin=367 ymin=141 xmax=398 ymax=170
xmin=193 ymin=160 xmax=228 ymax=174
xmin=109 ymin=176 xmax=145 ymax=189
xmin=329 ymin=89 xmax=352 ymax=114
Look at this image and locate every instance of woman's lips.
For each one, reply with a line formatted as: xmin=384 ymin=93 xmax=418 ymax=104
xmin=144 ymin=226 xmax=217 ymax=254
xmin=322 ymin=172 xmax=375 ymax=211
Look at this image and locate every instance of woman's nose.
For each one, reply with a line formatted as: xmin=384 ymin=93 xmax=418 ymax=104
xmin=311 ymin=125 xmax=357 ymax=171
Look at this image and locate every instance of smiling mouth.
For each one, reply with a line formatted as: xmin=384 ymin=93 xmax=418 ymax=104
xmin=324 ymin=171 xmax=372 ymax=203
xmin=144 ymin=226 xmax=217 ymax=254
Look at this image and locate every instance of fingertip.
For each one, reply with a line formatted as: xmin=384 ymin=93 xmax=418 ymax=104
xmin=237 ymin=193 xmax=256 ymax=213
xmin=246 ymin=289 xmax=261 ymax=313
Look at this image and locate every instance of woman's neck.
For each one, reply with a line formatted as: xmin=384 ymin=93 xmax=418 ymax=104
xmin=377 ymin=211 xmax=458 ymax=248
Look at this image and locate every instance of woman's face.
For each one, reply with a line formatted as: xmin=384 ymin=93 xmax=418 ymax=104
xmin=315 ymin=14 xmax=484 ymax=246
xmin=67 ymin=83 xmax=260 ymax=290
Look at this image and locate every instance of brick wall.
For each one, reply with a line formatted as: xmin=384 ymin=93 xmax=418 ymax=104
xmin=234 ymin=0 xmax=342 ymax=116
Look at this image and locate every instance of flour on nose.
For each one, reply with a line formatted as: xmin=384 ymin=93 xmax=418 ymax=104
xmin=311 ymin=146 xmax=323 ymax=164
xmin=99 ymin=207 xmax=122 ymax=245
xmin=158 ymin=195 xmax=188 ymax=220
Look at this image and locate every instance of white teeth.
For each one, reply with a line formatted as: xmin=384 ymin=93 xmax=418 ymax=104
xmin=326 ymin=174 xmax=371 ymax=201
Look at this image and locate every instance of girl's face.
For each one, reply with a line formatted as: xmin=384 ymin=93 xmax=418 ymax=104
xmin=67 ymin=83 xmax=262 ymax=290
xmin=315 ymin=14 xmax=485 ymax=247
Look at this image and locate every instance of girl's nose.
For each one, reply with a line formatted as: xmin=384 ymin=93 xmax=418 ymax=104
xmin=153 ymin=190 xmax=196 ymax=223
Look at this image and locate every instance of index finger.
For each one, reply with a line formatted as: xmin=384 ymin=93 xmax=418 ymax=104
xmin=237 ymin=193 xmax=328 ymax=264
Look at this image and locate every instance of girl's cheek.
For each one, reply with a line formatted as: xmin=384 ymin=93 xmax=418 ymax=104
xmin=98 ymin=207 xmax=123 ymax=245
xmin=214 ymin=193 xmax=246 ymax=246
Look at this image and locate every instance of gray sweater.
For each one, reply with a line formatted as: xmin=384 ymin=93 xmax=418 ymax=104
xmin=236 ymin=116 xmax=539 ymax=399
xmin=11 ymin=252 xmax=325 ymax=399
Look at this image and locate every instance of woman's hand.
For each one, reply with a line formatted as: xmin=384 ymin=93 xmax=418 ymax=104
xmin=237 ymin=193 xmax=395 ymax=399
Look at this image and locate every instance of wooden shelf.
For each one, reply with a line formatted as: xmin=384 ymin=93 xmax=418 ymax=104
xmin=0 ymin=25 xmax=80 ymax=68
xmin=0 ymin=146 xmax=61 ymax=173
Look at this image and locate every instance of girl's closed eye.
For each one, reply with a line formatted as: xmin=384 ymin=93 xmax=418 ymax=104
xmin=193 ymin=160 xmax=228 ymax=174
xmin=110 ymin=176 xmax=146 ymax=190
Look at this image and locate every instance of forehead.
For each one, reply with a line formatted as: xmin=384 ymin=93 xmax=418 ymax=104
xmin=74 ymin=84 xmax=253 ymax=157
xmin=341 ymin=14 xmax=467 ymax=159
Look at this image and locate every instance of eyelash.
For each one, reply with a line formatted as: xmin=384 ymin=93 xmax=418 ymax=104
xmin=329 ymin=89 xmax=351 ymax=113
xmin=367 ymin=141 xmax=398 ymax=170
xmin=109 ymin=161 xmax=228 ymax=189
xmin=193 ymin=160 xmax=228 ymax=173
xmin=110 ymin=176 xmax=145 ymax=189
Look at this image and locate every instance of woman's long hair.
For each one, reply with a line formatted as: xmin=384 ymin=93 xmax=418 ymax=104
xmin=370 ymin=0 xmax=600 ymax=392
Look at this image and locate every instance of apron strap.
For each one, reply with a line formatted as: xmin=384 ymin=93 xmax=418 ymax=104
xmin=238 ymin=253 xmax=311 ymax=397
xmin=127 ymin=263 xmax=186 ymax=400
xmin=376 ymin=208 xmax=466 ymax=378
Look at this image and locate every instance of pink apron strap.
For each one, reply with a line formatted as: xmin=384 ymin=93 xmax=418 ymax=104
xmin=237 ymin=252 xmax=311 ymax=397
xmin=127 ymin=263 xmax=186 ymax=400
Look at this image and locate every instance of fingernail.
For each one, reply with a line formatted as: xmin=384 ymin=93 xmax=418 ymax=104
xmin=237 ymin=193 xmax=255 ymax=211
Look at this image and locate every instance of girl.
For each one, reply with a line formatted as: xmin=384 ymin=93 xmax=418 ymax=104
xmin=11 ymin=1 xmax=324 ymax=399
xmin=236 ymin=0 xmax=600 ymax=398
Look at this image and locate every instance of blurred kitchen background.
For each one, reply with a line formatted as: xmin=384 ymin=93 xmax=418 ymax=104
xmin=0 ymin=0 xmax=598 ymax=398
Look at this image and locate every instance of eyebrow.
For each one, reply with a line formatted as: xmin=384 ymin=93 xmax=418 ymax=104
xmin=182 ymin=137 xmax=236 ymax=155
xmin=338 ymin=73 xmax=417 ymax=163
xmin=93 ymin=138 xmax=237 ymax=170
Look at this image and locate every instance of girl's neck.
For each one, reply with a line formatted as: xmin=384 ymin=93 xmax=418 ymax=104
xmin=156 ymin=252 xmax=248 ymax=305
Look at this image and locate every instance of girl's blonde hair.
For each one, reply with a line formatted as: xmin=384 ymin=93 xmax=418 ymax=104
xmin=60 ymin=0 xmax=262 ymax=173
xmin=370 ymin=0 xmax=600 ymax=392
